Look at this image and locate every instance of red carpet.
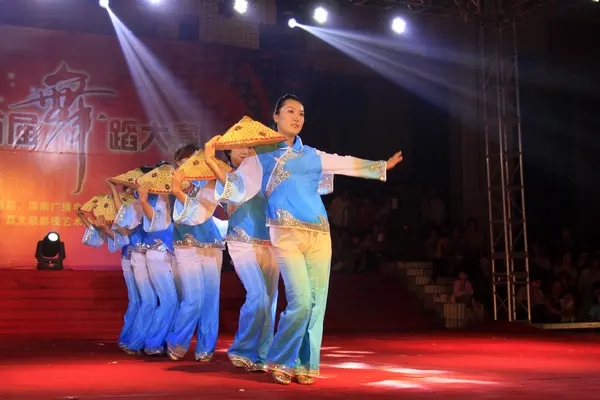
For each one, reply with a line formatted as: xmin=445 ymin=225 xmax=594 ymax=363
xmin=2 ymin=333 xmax=600 ymax=399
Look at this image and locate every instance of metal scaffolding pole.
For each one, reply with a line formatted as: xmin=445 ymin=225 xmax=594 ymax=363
xmin=349 ymin=0 xmax=544 ymax=323
xmin=479 ymin=12 xmax=530 ymax=322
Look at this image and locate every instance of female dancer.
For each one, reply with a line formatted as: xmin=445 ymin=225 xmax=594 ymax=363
xmin=110 ymin=162 xmax=176 ymax=356
xmin=166 ymin=144 xmax=225 ymax=362
xmin=136 ymin=162 xmax=178 ymax=356
xmin=205 ymin=94 xmax=402 ymax=385
xmin=108 ymin=169 xmax=160 ymax=356
xmin=78 ymin=198 xmax=140 ymax=353
xmin=218 ymin=147 xmax=279 ymax=372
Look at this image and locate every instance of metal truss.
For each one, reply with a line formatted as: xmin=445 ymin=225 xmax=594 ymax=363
xmin=347 ymin=0 xmax=553 ymax=323
xmin=479 ymin=14 xmax=530 ymax=323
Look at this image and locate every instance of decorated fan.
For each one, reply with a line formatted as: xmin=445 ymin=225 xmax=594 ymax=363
xmin=215 ymin=116 xmax=286 ymax=150
xmin=110 ymin=168 xmax=145 ymax=187
xmin=176 ymin=150 xmax=233 ymax=180
xmin=136 ymin=164 xmax=191 ymax=194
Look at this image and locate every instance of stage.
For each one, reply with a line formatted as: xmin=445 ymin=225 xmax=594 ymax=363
xmin=2 ymin=332 xmax=600 ymax=399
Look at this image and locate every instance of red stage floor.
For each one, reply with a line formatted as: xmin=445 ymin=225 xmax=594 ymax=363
xmin=2 ymin=332 xmax=600 ymax=399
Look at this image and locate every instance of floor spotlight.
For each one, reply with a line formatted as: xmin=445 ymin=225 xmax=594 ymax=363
xmin=313 ymin=7 xmax=328 ymax=24
xmin=391 ymin=17 xmax=407 ymax=34
xmin=233 ymin=0 xmax=248 ymax=14
xmin=99 ymin=0 xmax=110 ymax=9
xmin=36 ymin=232 xmax=66 ymax=270
xmin=288 ymin=18 xmax=298 ymax=28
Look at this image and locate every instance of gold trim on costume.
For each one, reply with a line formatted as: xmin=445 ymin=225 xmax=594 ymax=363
xmin=173 ymin=234 xmax=226 ymax=249
xmin=266 ymin=209 xmax=330 ymax=233
xmin=225 ymin=227 xmax=271 ymax=247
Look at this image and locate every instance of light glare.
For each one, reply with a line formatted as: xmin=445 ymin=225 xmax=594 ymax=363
xmin=99 ymin=0 xmax=109 ymax=8
xmin=313 ymin=7 xmax=328 ymax=24
xmin=392 ymin=17 xmax=406 ymax=34
xmin=234 ymin=0 xmax=248 ymax=14
xmin=48 ymin=233 xmax=59 ymax=242
xmin=288 ymin=18 xmax=297 ymax=28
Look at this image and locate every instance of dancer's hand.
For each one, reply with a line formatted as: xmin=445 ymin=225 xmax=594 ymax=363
xmin=137 ymin=185 xmax=149 ymax=202
xmin=386 ymin=151 xmax=403 ymax=170
xmin=95 ymin=216 xmax=107 ymax=228
xmin=204 ymin=135 xmax=222 ymax=162
xmin=172 ymin=169 xmax=185 ymax=193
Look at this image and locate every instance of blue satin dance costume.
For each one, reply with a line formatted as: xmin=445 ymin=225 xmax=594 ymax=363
xmin=81 ymin=225 xmax=139 ymax=350
xmin=215 ymin=137 xmax=387 ymax=378
xmin=166 ymin=180 xmax=225 ymax=361
xmin=223 ymin=175 xmax=279 ymax=371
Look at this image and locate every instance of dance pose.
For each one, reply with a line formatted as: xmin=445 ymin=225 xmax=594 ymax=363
xmin=166 ymin=145 xmax=225 ymax=362
xmin=136 ymin=163 xmax=178 ymax=356
xmin=215 ymin=147 xmax=279 ymax=372
xmin=205 ymin=94 xmax=403 ymax=385
xmin=78 ymin=197 xmax=140 ymax=353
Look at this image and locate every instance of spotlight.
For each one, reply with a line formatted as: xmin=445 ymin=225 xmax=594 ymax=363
xmin=313 ymin=6 xmax=328 ymax=24
xmin=391 ymin=17 xmax=407 ymax=34
xmin=35 ymin=232 xmax=66 ymax=270
xmin=288 ymin=18 xmax=298 ymax=28
xmin=233 ymin=0 xmax=248 ymax=14
xmin=147 ymin=0 xmax=162 ymax=3
xmin=99 ymin=0 xmax=109 ymax=8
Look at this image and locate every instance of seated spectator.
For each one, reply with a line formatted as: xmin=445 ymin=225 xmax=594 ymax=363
xmin=530 ymin=243 xmax=552 ymax=283
xmin=577 ymin=255 xmax=600 ymax=320
xmin=554 ymin=252 xmax=577 ymax=288
xmin=516 ymin=278 xmax=546 ymax=322
xmin=589 ymin=292 xmax=600 ymax=322
xmin=451 ymin=270 xmax=474 ymax=306
xmin=545 ymin=281 xmax=564 ymax=323
xmin=561 ymin=291 xmax=576 ymax=323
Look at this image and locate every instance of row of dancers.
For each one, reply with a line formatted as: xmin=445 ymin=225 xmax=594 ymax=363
xmin=78 ymin=94 xmax=403 ymax=385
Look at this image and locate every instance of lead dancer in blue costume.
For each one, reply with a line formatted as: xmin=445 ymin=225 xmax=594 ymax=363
xmin=166 ymin=144 xmax=226 ymax=362
xmin=215 ymin=147 xmax=280 ymax=373
xmin=205 ymin=94 xmax=403 ymax=385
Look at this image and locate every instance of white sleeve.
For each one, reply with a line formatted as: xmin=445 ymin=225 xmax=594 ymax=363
xmin=174 ymin=181 xmax=219 ymax=226
xmin=143 ymin=195 xmax=172 ymax=232
xmin=215 ymin=154 xmax=263 ymax=205
xmin=316 ymin=150 xmax=387 ymax=182
xmin=113 ymin=200 xmax=143 ymax=230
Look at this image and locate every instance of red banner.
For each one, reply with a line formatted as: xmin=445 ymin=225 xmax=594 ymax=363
xmin=0 ymin=24 xmax=270 ymax=269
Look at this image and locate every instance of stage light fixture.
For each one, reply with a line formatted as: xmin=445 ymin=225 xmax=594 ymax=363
xmin=391 ymin=17 xmax=406 ymax=34
xmin=99 ymin=0 xmax=110 ymax=9
xmin=233 ymin=0 xmax=248 ymax=14
xmin=36 ymin=232 xmax=66 ymax=270
xmin=313 ymin=6 xmax=328 ymax=24
xmin=288 ymin=18 xmax=298 ymax=28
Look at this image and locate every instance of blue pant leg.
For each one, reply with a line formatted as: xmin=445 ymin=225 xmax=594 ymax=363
xmin=195 ymin=249 xmax=223 ymax=360
xmin=118 ymin=257 xmax=140 ymax=347
xmin=144 ymin=250 xmax=179 ymax=354
xmin=126 ymin=251 xmax=158 ymax=351
xmin=167 ymin=247 xmax=204 ymax=358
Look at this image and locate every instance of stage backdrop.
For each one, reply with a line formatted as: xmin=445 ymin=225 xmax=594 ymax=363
xmin=0 ymin=24 xmax=275 ymax=269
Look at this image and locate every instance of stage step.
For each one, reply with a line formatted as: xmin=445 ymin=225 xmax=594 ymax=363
xmin=385 ymin=261 xmax=470 ymax=329
xmin=0 ymin=268 xmax=435 ymax=339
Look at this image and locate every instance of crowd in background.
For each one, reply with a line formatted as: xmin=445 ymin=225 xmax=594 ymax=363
xmin=324 ymin=183 xmax=600 ymax=324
